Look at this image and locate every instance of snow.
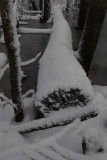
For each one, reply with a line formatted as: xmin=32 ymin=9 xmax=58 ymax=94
xmin=0 ymin=53 xmax=41 ymax=80
xmin=35 ymin=5 xmax=93 ymax=103
xmin=0 ymin=53 xmax=7 ymax=80
xmin=0 ymin=84 xmax=107 ymax=160
xmin=0 ymin=33 xmax=5 ymax=44
xmin=21 ymin=52 xmax=41 ymax=66
xmin=0 ymin=130 xmax=27 ymax=152
xmin=19 ymin=21 xmax=28 ymax=25
xmin=20 ymin=15 xmax=41 ymax=21
xmin=18 ymin=27 xmax=52 ymax=34
xmin=0 ymin=53 xmax=7 ymax=69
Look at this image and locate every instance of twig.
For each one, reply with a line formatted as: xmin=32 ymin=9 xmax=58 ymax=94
xmin=0 ymin=52 xmax=41 ymax=80
xmin=22 ymin=89 xmax=35 ymax=99
xmin=0 ymin=93 xmax=17 ymax=110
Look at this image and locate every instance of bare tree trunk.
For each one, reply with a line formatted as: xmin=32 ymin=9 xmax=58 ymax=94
xmin=65 ymin=0 xmax=71 ymax=14
xmin=31 ymin=0 xmax=38 ymax=10
xmin=40 ymin=0 xmax=51 ymax=23
xmin=78 ymin=0 xmax=107 ymax=75
xmin=39 ymin=0 xmax=43 ymax=10
xmin=0 ymin=0 xmax=24 ymax=122
xmin=77 ymin=0 xmax=89 ymax=29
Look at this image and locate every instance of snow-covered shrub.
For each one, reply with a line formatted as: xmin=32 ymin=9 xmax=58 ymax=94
xmin=0 ymin=53 xmax=7 ymax=69
xmin=35 ymin=5 xmax=94 ymax=117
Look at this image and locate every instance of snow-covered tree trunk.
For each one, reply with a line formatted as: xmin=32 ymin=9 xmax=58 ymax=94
xmin=78 ymin=0 xmax=107 ymax=75
xmin=77 ymin=0 xmax=89 ymax=29
xmin=0 ymin=0 xmax=24 ymax=122
xmin=40 ymin=0 xmax=51 ymax=22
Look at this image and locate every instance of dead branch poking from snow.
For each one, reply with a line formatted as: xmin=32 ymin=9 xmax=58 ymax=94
xmin=49 ymin=142 xmax=95 ymax=160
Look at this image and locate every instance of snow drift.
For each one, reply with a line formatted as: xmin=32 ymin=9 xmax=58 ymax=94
xmin=35 ymin=5 xmax=94 ymax=117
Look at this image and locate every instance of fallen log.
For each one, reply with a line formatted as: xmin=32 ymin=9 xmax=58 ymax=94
xmin=0 ymin=106 xmax=99 ymax=134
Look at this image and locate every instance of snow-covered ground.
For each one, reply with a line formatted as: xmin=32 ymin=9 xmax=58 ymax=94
xmin=0 ymin=85 xmax=107 ymax=160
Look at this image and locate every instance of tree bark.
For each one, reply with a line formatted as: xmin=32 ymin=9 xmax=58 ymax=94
xmin=77 ymin=0 xmax=89 ymax=29
xmin=65 ymin=0 xmax=71 ymax=14
xmin=31 ymin=0 xmax=38 ymax=10
xmin=40 ymin=0 xmax=51 ymax=22
xmin=78 ymin=0 xmax=107 ymax=75
xmin=0 ymin=0 xmax=24 ymax=122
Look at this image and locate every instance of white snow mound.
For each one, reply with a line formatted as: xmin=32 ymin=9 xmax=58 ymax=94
xmin=35 ymin=5 xmax=94 ymax=101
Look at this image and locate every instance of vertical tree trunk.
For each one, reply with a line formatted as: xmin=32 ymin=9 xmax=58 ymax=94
xmin=39 ymin=0 xmax=43 ymax=10
xmin=77 ymin=0 xmax=89 ymax=29
xmin=0 ymin=0 xmax=24 ymax=122
xmin=40 ymin=0 xmax=51 ymax=22
xmin=31 ymin=0 xmax=38 ymax=10
xmin=78 ymin=0 xmax=107 ymax=75
xmin=65 ymin=0 xmax=71 ymax=14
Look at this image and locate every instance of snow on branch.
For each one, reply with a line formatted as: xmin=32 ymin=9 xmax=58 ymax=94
xmin=0 ymin=93 xmax=17 ymax=110
xmin=0 ymin=64 xmax=9 ymax=80
xmin=0 ymin=105 xmax=99 ymax=134
xmin=22 ymin=89 xmax=35 ymax=99
xmin=21 ymin=52 xmax=41 ymax=66
xmin=18 ymin=27 xmax=52 ymax=34
xmin=0 ymin=89 xmax=35 ymax=108
xmin=0 ymin=52 xmax=41 ymax=80
xmin=0 ymin=101 xmax=8 ymax=107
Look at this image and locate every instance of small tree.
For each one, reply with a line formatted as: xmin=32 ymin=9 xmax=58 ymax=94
xmin=78 ymin=0 xmax=107 ymax=75
xmin=0 ymin=0 xmax=24 ymax=122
